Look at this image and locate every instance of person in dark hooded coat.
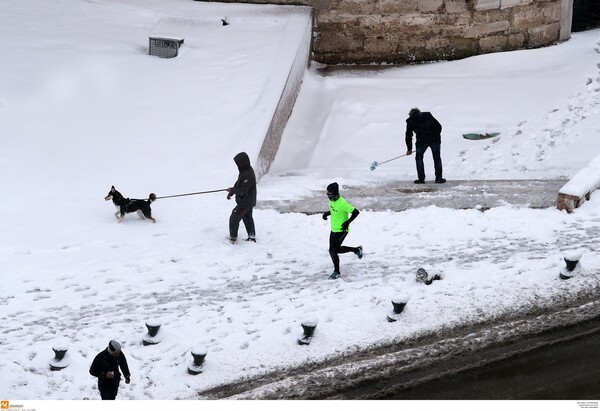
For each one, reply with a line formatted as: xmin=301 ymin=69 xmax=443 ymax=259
xmin=89 ymin=340 xmax=131 ymax=400
xmin=405 ymin=107 xmax=446 ymax=184
xmin=227 ymin=152 xmax=257 ymax=244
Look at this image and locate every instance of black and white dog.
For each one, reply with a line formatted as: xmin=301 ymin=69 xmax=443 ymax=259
xmin=105 ymin=186 xmax=157 ymax=223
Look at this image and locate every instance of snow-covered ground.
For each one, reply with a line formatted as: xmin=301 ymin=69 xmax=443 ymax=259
xmin=1 ymin=0 xmax=600 ymax=401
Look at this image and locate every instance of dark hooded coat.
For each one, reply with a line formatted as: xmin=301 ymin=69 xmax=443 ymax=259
xmin=405 ymin=111 xmax=442 ymax=151
xmin=89 ymin=348 xmax=130 ymax=382
xmin=231 ymin=152 xmax=257 ymax=209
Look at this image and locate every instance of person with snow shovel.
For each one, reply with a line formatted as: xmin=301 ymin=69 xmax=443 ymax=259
xmin=227 ymin=152 xmax=257 ymax=244
xmin=405 ymin=107 xmax=446 ymax=184
xmin=322 ymin=182 xmax=363 ymax=279
xmin=89 ymin=340 xmax=131 ymax=400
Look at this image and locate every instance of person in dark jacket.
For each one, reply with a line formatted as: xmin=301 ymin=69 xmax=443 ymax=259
xmin=405 ymin=107 xmax=446 ymax=184
xmin=89 ymin=340 xmax=131 ymax=400
xmin=227 ymin=152 xmax=257 ymax=244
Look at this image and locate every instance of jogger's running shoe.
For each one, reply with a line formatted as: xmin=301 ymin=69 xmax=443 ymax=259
xmin=329 ymin=271 xmax=341 ymax=280
xmin=356 ymin=246 xmax=363 ymax=259
xmin=228 ymin=237 xmax=237 ymax=245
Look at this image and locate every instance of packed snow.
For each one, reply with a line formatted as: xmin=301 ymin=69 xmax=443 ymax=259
xmin=1 ymin=0 xmax=600 ymax=401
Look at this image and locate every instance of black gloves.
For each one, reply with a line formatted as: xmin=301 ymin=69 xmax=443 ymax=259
xmin=322 ymin=212 xmax=330 ymax=220
xmin=340 ymin=209 xmax=359 ymax=231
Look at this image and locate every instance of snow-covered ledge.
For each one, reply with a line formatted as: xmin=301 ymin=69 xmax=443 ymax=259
xmin=255 ymin=8 xmax=312 ymax=179
xmin=557 ymin=153 xmax=600 ymax=212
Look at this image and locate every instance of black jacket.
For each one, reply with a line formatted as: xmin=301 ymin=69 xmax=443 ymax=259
xmin=231 ymin=152 xmax=257 ymax=208
xmin=405 ymin=111 xmax=442 ymax=150
xmin=89 ymin=349 xmax=131 ymax=384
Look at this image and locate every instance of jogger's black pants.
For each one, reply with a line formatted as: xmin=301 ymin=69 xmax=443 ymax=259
xmin=329 ymin=231 xmax=358 ymax=273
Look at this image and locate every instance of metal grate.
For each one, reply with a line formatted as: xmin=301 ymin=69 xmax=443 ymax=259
xmin=149 ymin=37 xmax=184 ymax=59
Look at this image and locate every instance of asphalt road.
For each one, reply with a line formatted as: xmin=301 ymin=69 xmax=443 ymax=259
xmin=352 ymin=317 xmax=600 ymax=400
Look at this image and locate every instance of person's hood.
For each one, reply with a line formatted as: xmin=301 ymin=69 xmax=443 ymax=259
xmin=234 ymin=152 xmax=251 ymax=171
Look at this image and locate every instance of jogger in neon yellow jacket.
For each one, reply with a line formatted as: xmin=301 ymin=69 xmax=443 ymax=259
xmin=322 ymin=182 xmax=363 ymax=279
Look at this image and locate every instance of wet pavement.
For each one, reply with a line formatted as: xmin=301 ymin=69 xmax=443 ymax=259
xmin=380 ymin=324 xmax=600 ymax=400
xmin=258 ymin=179 xmax=567 ymax=214
xmin=343 ymin=300 xmax=600 ymax=400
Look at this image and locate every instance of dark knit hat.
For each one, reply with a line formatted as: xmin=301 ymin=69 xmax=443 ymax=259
xmin=409 ymin=107 xmax=420 ymax=116
xmin=326 ymin=182 xmax=339 ymax=195
xmin=107 ymin=340 xmax=121 ymax=354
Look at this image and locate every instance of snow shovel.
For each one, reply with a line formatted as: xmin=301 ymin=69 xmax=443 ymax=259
xmin=370 ymin=154 xmax=408 ymax=171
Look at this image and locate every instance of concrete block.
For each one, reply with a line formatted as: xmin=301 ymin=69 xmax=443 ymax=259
xmin=447 ymin=37 xmax=479 ymax=58
xmin=507 ymin=32 xmax=527 ymax=48
xmin=501 ymin=0 xmax=533 ymax=9
xmin=400 ymin=13 xmax=438 ymax=27
xmin=527 ymin=23 xmax=560 ymax=47
xmin=544 ymin=1 xmax=563 ymax=21
xmin=557 ymin=192 xmax=582 ymax=213
xmin=445 ymin=0 xmax=469 ymax=13
xmin=327 ymin=0 xmax=374 ymax=14
xmin=475 ymin=0 xmax=500 ymax=11
xmin=556 ymin=153 xmax=600 ymax=212
xmin=312 ymin=0 xmax=331 ymax=10
xmin=364 ymin=36 xmax=399 ymax=54
xmin=316 ymin=13 xmax=360 ymax=25
xmin=479 ymin=35 xmax=509 ymax=52
xmin=512 ymin=2 xmax=561 ymax=28
xmin=317 ymin=29 xmax=364 ymax=53
xmin=465 ymin=20 xmax=510 ymax=37
xmin=417 ymin=0 xmax=444 ymax=13
xmin=425 ymin=36 xmax=452 ymax=49
xmin=373 ymin=0 xmax=418 ymax=13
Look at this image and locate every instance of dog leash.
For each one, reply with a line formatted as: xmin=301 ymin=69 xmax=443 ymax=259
xmin=152 ymin=188 xmax=229 ymax=200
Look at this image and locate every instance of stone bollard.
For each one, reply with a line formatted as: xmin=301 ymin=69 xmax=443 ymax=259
xmin=387 ymin=294 xmax=410 ymax=322
xmin=49 ymin=343 xmax=70 ymax=371
xmin=188 ymin=347 xmax=207 ymax=375
xmin=142 ymin=320 xmax=162 ymax=346
xmin=559 ymin=251 xmax=584 ymax=280
xmin=416 ymin=265 xmax=444 ymax=285
xmin=297 ymin=319 xmax=318 ymax=345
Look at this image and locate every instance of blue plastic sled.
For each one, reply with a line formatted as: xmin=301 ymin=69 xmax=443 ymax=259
xmin=463 ymin=132 xmax=500 ymax=140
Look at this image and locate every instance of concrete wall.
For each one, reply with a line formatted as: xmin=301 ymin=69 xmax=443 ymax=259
xmin=197 ymin=0 xmax=570 ymax=64
xmin=560 ymin=0 xmax=573 ymax=40
xmin=255 ymin=10 xmax=313 ymax=178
